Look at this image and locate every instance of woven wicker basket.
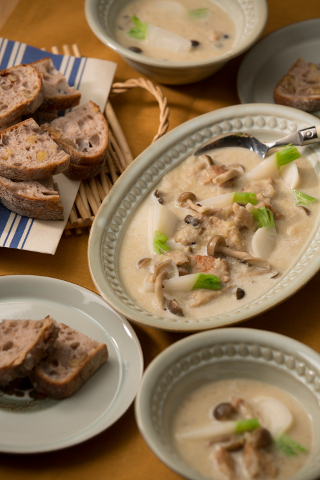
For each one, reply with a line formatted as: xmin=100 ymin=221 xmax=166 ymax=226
xmin=49 ymin=45 xmax=170 ymax=236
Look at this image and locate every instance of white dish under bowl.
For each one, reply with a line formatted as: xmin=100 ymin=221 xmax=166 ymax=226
xmin=88 ymin=103 xmax=320 ymax=332
xmin=85 ymin=0 xmax=268 ymax=85
xmin=134 ymin=327 xmax=320 ymax=480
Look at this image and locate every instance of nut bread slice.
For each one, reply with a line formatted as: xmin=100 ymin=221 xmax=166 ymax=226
xmin=274 ymin=57 xmax=320 ymax=111
xmin=43 ymin=101 xmax=108 ymax=168
xmin=29 ymin=323 xmax=108 ymax=399
xmin=63 ymin=159 xmax=103 ymax=180
xmin=0 ymin=64 xmax=44 ymax=129
xmin=0 ymin=176 xmax=64 ymax=220
xmin=30 ymin=57 xmax=81 ymax=111
xmin=0 ymin=317 xmax=59 ymax=385
xmin=0 ymin=118 xmax=70 ymax=180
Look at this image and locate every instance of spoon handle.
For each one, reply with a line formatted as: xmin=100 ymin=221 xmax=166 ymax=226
xmin=265 ymin=126 xmax=320 ymax=150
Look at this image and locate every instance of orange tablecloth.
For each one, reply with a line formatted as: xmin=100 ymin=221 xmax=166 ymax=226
xmin=0 ymin=1 xmax=320 ymax=479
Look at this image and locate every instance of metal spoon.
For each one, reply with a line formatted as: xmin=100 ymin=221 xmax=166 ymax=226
xmin=194 ymin=126 xmax=320 ymax=158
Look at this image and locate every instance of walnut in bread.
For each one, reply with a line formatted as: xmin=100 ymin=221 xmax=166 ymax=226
xmin=0 ymin=176 xmax=64 ymax=220
xmin=29 ymin=323 xmax=108 ymax=399
xmin=0 ymin=317 xmax=59 ymax=385
xmin=30 ymin=57 xmax=81 ymax=111
xmin=0 ymin=64 xmax=44 ymax=129
xmin=43 ymin=101 xmax=108 ymax=172
xmin=274 ymin=57 xmax=320 ymax=112
xmin=0 ymin=118 xmax=70 ymax=180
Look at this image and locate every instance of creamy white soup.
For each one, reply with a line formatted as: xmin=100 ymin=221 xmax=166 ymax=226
xmin=119 ymin=146 xmax=319 ymax=319
xmin=115 ymin=0 xmax=235 ymax=62
xmin=173 ymin=379 xmax=313 ymax=480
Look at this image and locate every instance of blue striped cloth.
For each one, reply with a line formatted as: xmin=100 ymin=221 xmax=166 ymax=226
xmin=0 ymin=38 xmax=116 ymax=254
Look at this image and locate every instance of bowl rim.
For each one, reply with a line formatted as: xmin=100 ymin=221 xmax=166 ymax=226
xmin=134 ymin=327 xmax=320 ymax=480
xmin=85 ymin=0 xmax=268 ymax=69
xmin=88 ymin=102 xmax=320 ymax=332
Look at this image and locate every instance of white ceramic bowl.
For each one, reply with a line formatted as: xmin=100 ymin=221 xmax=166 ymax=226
xmin=85 ymin=0 xmax=268 ymax=85
xmin=135 ymin=327 xmax=320 ymax=480
xmin=88 ymin=103 xmax=320 ymax=332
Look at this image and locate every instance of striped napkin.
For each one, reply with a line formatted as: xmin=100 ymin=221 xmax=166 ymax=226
xmin=0 ymin=38 xmax=117 ymax=254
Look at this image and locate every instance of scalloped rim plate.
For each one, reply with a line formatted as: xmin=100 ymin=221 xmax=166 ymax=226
xmin=135 ymin=327 xmax=320 ymax=480
xmin=0 ymin=275 xmax=143 ymax=454
xmin=88 ymin=103 xmax=320 ymax=332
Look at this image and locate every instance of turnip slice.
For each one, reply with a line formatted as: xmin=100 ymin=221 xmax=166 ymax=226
xmin=153 ymin=201 xmax=179 ymax=238
xmin=280 ymin=162 xmax=300 ymax=189
xmin=128 ymin=16 xmax=191 ymax=53
xmin=163 ymin=273 xmax=221 ymax=292
xmin=246 ymin=145 xmax=301 ymax=182
xmin=253 ymin=397 xmax=293 ymax=438
xmin=251 ymin=225 xmax=277 ymax=260
xmin=199 ymin=192 xmax=257 ymax=208
xmin=251 ymin=207 xmax=277 ymax=260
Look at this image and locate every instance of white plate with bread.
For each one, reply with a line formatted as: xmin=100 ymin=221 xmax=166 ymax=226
xmin=0 ymin=275 xmax=143 ymax=453
xmin=237 ymin=19 xmax=320 ymax=118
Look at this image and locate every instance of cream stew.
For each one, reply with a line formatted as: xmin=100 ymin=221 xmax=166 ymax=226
xmin=172 ymin=378 xmax=313 ymax=480
xmin=119 ymin=147 xmax=319 ymax=319
xmin=115 ymin=0 xmax=235 ymax=62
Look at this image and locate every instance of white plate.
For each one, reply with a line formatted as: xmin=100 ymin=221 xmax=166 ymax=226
xmin=0 ymin=275 xmax=143 ymax=454
xmin=88 ymin=103 xmax=320 ymax=332
xmin=237 ymin=19 xmax=320 ymax=117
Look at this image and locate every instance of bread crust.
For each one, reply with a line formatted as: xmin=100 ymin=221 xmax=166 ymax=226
xmin=30 ymin=57 xmax=81 ymax=111
xmin=274 ymin=57 xmax=320 ymax=112
xmin=63 ymin=160 xmax=103 ymax=180
xmin=29 ymin=323 xmax=108 ymax=399
xmin=43 ymin=101 xmax=108 ymax=168
xmin=0 ymin=176 xmax=64 ymax=220
xmin=0 ymin=317 xmax=59 ymax=385
xmin=0 ymin=64 xmax=44 ymax=128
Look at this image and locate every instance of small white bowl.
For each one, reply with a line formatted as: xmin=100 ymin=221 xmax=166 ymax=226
xmin=135 ymin=328 xmax=320 ymax=480
xmin=85 ymin=0 xmax=268 ymax=85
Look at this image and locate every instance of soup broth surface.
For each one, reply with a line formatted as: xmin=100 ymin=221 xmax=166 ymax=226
xmin=115 ymin=0 xmax=235 ymax=62
xmin=119 ymin=147 xmax=319 ymax=319
xmin=173 ymin=378 xmax=313 ymax=480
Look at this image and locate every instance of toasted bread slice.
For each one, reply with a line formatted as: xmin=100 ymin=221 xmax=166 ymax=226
xmin=0 ymin=64 xmax=44 ymax=129
xmin=29 ymin=323 xmax=108 ymax=399
xmin=0 ymin=317 xmax=59 ymax=385
xmin=274 ymin=57 xmax=320 ymax=112
xmin=30 ymin=57 xmax=81 ymax=111
xmin=43 ymin=101 xmax=108 ymax=168
xmin=0 ymin=176 xmax=64 ymax=220
xmin=0 ymin=118 xmax=70 ymax=180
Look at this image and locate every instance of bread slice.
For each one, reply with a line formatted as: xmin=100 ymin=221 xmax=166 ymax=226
xmin=0 ymin=118 xmax=70 ymax=180
xmin=29 ymin=323 xmax=108 ymax=399
xmin=43 ymin=101 xmax=108 ymax=168
xmin=274 ymin=57 xmax=320 ymax=111
xmin=30 ymin=57 xmax=81 ymax=111
xmin=63 ymin=159 xmax=103 ymax=180
xmin=0 ymin=176 xmax=64 ymax=220
xmin=0 ymin=317 xmax=59 ymax=385
xmin=0 ymin=64 xmax=44 ymax=129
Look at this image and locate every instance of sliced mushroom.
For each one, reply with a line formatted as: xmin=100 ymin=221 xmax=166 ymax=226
xmin=207 ymin=235 xmax=270 ymax=270
xmin=154 ymin=270 xmax=167 ymax=309
xmin=152 ymin=259 xmax=179 ymax=281
xmin=212 ymin=164 xmax=244 ymax=185
xmin=167 ymin=299 xmax=184 ymax=316
xmin=137 ymin=257 xmax=151 ymax=269
xmin=178 ymin=192 xmax=208 ymax=214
